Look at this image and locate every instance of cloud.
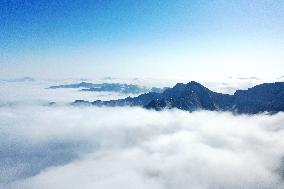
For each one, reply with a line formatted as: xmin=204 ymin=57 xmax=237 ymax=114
xmin=0 ymin=80 xmax=134 ymax=107
xmin=1 ymin=105 xmax=284 ymax=189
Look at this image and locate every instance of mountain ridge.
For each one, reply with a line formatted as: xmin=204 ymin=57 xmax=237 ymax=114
xmin=72 ymin=81 xmax=284 ymax=114
xmin=48 ymin=82 xmax=165 ymax=94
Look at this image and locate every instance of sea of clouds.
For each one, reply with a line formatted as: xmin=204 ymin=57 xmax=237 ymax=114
xmin=1 ymin=77 xmax=284 ymax=189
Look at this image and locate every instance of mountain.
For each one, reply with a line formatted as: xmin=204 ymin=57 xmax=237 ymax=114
xmin=48 ymin=82 xmax=165 ymax=94
xmin=72 ymin=81 xmax=284 ymax=114
xmin=49 ymin=82 xmax=95 ymax=89
xmin=2 ymin=77 xmax=35 ymax=82
xmin=228 ymin=76 xmax=260 ymax=80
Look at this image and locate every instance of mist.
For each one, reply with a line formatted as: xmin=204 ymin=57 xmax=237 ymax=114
xmin=1 ymin=105 xmax=284 ymax=189
xmin=1 ymin=79 xmax=284 ymax=188
xmin=2 ymin=0 xmax=284 ymax=187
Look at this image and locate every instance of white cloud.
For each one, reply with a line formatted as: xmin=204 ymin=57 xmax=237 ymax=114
xmin=1 ymin=105 xmax=284 ymax=189
xmin=0 ymin=80 xmax=135 ymax=106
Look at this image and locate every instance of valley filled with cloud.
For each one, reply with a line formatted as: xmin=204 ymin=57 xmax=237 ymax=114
xmin=2 ymin=1 xmax=284 ymax=188
xmin=1 ymin=78 xmax=284 ymax=189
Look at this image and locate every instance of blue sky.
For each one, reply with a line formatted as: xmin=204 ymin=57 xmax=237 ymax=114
xmin=0 ymin=0 xmax=283 ymax=79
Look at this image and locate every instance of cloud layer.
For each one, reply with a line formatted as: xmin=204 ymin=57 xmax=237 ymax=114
xmin=1 ymin=105 xmax=284 ymax=189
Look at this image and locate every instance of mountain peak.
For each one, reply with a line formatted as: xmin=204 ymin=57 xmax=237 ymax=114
xmin=72 ymin=81 xmax=284 ymax=114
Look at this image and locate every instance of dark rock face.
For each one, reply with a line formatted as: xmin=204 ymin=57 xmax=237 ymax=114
xmin=72 ymin=81 xmax=284 ymax=114
xmin=233 ymin=82 xmax=284 ymax=114
xmin=144 ymin=99 xmax=167 ymax=111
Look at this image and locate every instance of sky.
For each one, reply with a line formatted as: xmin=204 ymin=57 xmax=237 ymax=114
xmin=0 ymin=0 xmax=284 ymax=80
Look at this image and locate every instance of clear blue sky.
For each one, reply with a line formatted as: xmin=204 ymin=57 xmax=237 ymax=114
xmin=1 ymin=0 xmax=283 ymax=79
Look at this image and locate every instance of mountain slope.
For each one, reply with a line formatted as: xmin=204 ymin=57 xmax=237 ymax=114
xmin=72 ymin=81 xmax=284 ymax=114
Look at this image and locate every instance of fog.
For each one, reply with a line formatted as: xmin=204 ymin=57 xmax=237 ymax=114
xmin=0 ymin=79 xmax=134 ymax=106
xmin=1 ymin=105 xmax=284 ymax=189
xmin=1 ymin=79 xmax=284 ymax=189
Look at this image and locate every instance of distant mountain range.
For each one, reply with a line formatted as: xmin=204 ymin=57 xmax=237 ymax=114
xmin=72 ymin=81 xmax=284 ymax=114
xmin=48 ymin=82 xmax=166 ymax=94
xmin=2 ymin=77 xmax=35 ymax=82
xmin=228 ymin=76 xmax=260 ymax=80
